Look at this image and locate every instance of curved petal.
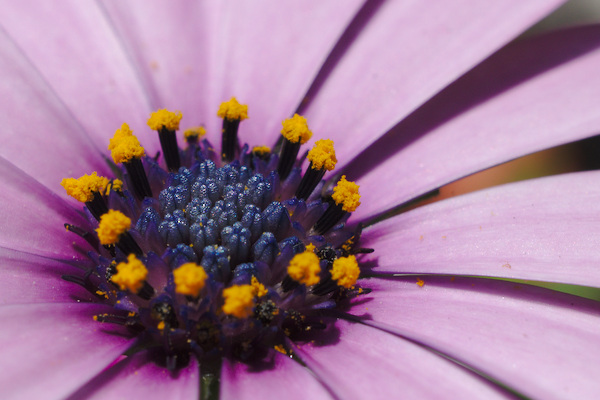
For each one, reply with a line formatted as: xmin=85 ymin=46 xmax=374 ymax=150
xmin=0 ymin=156 xmax=92 ymax=262
xmin=0 ymin=0 xmax=153 ymax=155
xmin=302 ymin=0 xmax=565 ymax=163
xmin=0 ymin=248 xmax=94 ymax=304
xmin=99 ymin=0 xmax=364 ymax=147
xmin=0 ymin=27 xmax=111 ymax=194
xmin=351 ymin=276 xmax=600 ymax=400
xmin=292 ymin=319 xmax=509 ymax=399
xmin=0 ymin=303 xmax=133 ymax=400
xmin=221 ymin=352 xmax=333 ymax=400
xmin=361 ymin=170 xmax=600 ymax=287
xmin=348 ymin=25 xmax=600 ymax=220
xmin=67 ymin=351 xmax=199 ymax=400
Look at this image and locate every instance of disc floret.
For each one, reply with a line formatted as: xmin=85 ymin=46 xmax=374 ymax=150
xmin=60 ymin=99 xmax=371 ymax=369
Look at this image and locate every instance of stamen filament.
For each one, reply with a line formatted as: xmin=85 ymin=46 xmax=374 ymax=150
xmin=158 ymin=127 xmax=181 ymax=171
xmin=277 ymin=114 xmax=312 ymax=180
xmin=218 ymin=98 xmax=248 ymax=162
xmin=123 ymin=158 xmax=153 ymax=201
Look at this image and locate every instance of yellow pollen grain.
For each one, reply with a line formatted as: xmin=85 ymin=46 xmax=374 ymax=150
xmin=222 ymin=285 xmax=255 ymax=318
xmin=287 ymin=251 xmax=321 ymax=286
xmin=416 ymin=278 xmax=425 ymax=287
xmin=157 ymin=321 xmax=165 ymax=330
xmin=280 ymin=114 xmax=312 ymax=144
xmin=252 ymin=145 xmax=271 ymax=156
xmin=308 ymin=139 xmax=337 ymax=171
xmin=111 ymin=254 xmax=148 ymax=294
xmin=305 ymin=243 xmax=316 ymax=253
xmin=147 ymin=109 xmax=183 ymax=131
xmin=106 ymin=179 xmax=123 ymax=195
xmin=184 ymin=126 xmax=206 ymax=141
xmin=108 ymin=123 xmax=145 ymax=164
xmin=332 ymin=175 xmax=361 ymax=212
xmin=173 ymin=263 xmax=208 ymax=297
xmin=61 ymin=172 xmax=109 ymax=203
xmin=217 ymin=97 xmax=248 ymax=120
xmin=251 ymin=276 xmax=268 ymax=298
xmin=96 ymin=209 xmax=131 ymax=245
xmin=331 ymin=255 xmax=360 ymax=289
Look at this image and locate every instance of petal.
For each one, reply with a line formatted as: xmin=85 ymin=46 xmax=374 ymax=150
xmin=211 ymin=0 xmax=365 ymax=146
xmin=0 ymin=248 xmax=93 ymax=304
xmin=99 ymin=0 xmax=365 ymax=146
xmin=302 ymin=0 xmax=566 ymax=163
xmin=0 ymin=27 xmax=111 ymax=194
xmin=99 ymin=0 xmax=218 ymax=139
xmin=68 ymin=351 xmax=199 ymax=400
xmin=0 ymin=303 xmax=133 ymax=400
xmin=352 ymin=276 xmax=600 ymax=400
xmin=0 ymin=156 xmax=92 ymax=262
xmin=0 ymin=0 xmax=154 ymax=154
xmin=348 ymin=25 xmax=600 ymax=220
xmin=362 ymin=171 xmax=600 ymax=287
xmin=221 ymin=352 xmax=332 ymax=400
xmin=292 ymin=319 xmax=509 ymax=399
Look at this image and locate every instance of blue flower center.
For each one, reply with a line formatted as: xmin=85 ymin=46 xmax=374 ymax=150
xmin=61 ymin=106 xmax=371 ymax=370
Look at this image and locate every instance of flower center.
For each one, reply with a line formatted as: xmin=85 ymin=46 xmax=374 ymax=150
xmin=61 ymin=99 xmax=372 ymax=370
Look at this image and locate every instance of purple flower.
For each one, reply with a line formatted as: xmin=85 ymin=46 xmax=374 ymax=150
xmin=1 ymin=1 xmax=600 ymax=399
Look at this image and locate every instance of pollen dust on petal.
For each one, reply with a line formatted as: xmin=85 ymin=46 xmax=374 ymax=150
xmin=502 ymin=263 xmax=512 ymax=269
xmin=416 ymin=278 xmax=425 ymax=287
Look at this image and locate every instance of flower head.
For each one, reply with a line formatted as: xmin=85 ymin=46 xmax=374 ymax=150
xmin=2 ymin=2 xmax=600 ymax=400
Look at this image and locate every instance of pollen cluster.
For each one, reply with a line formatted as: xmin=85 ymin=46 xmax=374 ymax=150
xmin=61 ymin=102 xmax=370 ymax=369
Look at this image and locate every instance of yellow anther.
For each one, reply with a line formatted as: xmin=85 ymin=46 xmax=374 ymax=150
xmin=147 ymin=109 xmax=183 ymax=131
xmin=332 ymin=175 xmax=361 ymax=212
xmin=96 ymin=209 xmax=131 ymax=245
xmin=251 ymin=276 xmax=268 ymax=298
xmin=287 ymin=251 xmax=321 ymax=286
xmin=217 ymin=97 xmax=248 ymax=120
xmin=280 ymin=114 xmax=312 ymax=144
xmin=173 ymin=263 xmax=208 ymax=297
xmin=252 ymin=146 xmax=271 ymax=156
xmin=308 ymin=139 xmax=337 ymax=171
xmin=184 ymin=126 xmax=206 ymax=141
xmin=331 ymin=255 xmax=360 ymax=289
xmin=222 ymin=285 xmax=255 ymax=318
xmin=111 ymin=254 xmax=148 ymax=293
xmin=157 ymin=321 xmax=165 ymax=330
xmin=305 ymin=243 xmax=316 ymax=253
xmin=60 ymin=172 xmax=109 ymax=203
xmin=110 ymin=122 xmax=134 ymax=142
xmin=108 ymin=123 xmax=145 ymax=164
xmin=105 ymin=179 xmax=123 ymax=195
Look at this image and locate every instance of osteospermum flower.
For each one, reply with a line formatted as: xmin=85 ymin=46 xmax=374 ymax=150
xmin=1 ymin=1 xmax=600 ymax=399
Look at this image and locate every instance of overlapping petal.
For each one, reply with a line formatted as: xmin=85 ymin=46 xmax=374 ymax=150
xmin=0 ymin=28 xmax=110 ymax=195
xmin=221 ymin=353 xmax=333 ymax=400
xmin=292 ymin=319 xmax=509 ymax=399
xmin=0 ymin=0 xmax=153 ymax=155
xmin=347 ymin=25 xmax=600 ymax=220
xmin=99 ymin=0 xmax=364 ymax=147
xmin=362 ymin=170 xmax=600 ymax=287
xmin=0 ymin=303 xmax=133 ymax=400
xmin=302 ymin=0 xmax=566 ymax=163
xmin=0 ymin=248 xmax=93 ymax=304
xmin=350 ymin=276 xmax=600 ymax=399
xmin=68 ymin=351 xmax=199 ymax=400
xmin=0 ymin=156 xmax=92 ymax=261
